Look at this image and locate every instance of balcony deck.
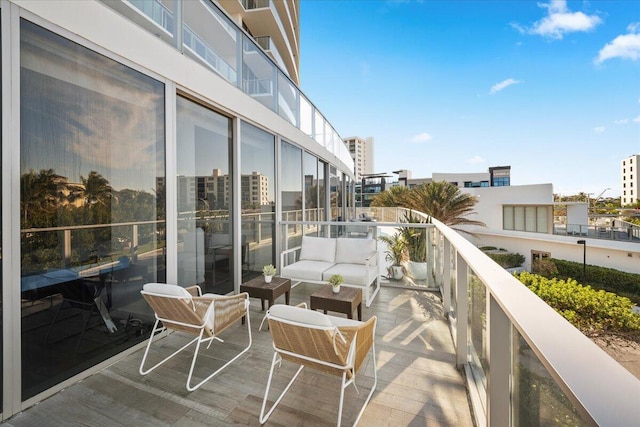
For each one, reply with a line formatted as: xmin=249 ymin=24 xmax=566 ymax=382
xmin=5 ymin=283 xmax=473 ymax=426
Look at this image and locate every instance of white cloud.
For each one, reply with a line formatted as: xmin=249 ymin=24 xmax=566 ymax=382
xmin=513 ymin=0 xmax=601 ymax=40
xmin=596 ymin=23 xmax=640 ymax=64
xmin=633 ymin=115 xmax=640 ymax=123
xmin=490 ymin=78 xmax=523 ymax=95
xmin=594 ymin=126 xmax=606 ymax=133
xmin=614 ymin=119 xmax=629 ymax=125
xmin=467 ymin=156 xmax=485 ymax=164
xmin=409 ymin=132 xmax=432 ymax=143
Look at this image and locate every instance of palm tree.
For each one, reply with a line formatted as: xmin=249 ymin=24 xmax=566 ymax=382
xmin=370 ymin=185 xmax=410 ymax=208
xmin=372 ymin=181 xmax=485 ymax=234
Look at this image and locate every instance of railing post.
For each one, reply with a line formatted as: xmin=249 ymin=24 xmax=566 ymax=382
xmin=442 ymin=239 xmax=451 ymax=317
xmin=132 ymin=224 xmax=139 ymax=262
xmin=488 ymin=294 xmax=511 ymax=427
xmin=456 ymin=253 xmax=468 ymax=368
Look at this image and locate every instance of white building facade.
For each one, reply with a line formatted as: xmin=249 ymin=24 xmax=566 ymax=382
xmin=343 ymin=136 xmax=374 ymax=181
xmin=621 ymin=154 xmax=640 ymax=206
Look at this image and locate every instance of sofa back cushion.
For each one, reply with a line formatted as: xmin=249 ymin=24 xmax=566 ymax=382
xmin=335 ymin=238 xmax=376 ymax=265
xmin=299 ymin=236 xmax=336 ymax=263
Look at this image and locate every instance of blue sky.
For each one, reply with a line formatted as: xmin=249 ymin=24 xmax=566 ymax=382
xmin=299 ymin=0 xmax=640 ymax=198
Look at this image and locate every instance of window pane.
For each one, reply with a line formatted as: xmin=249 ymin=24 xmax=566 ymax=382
xmin=536 ymin=206 xmax=548 ymax=233
xmin=514 ymin=206 xmax=525 ymax=231
xmin=20 ymin=20 xmax=165 ymax=400
xmin=503 ymin=206 xmax=514 ymax=230
xmin=303 ymin=152 xmax=318 ymax=221
xmin=525 ymin=207 xmax=536 ymax=232
xmin=281 ymin=142 xmax=302 ymax=220
xmin=241 ymin=122 xmax=275 ymax=279
xmin=176 ymin=96 xmax=232 ymax=295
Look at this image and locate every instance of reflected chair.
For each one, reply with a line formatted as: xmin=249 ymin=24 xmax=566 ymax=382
xmin=259 ymin=304 xmax=377 ymax=426
xmin=139 ymin=283 xmax=251 ymax=391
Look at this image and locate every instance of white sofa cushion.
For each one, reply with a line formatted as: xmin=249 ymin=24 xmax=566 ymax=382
xmin=299 ymin=236 xmax=336 ymax=263
xmin=335 ymin=238 xmax=376 ymax=265
xmin=281 ymin=260 xmax=334 ymax=282
xmin=143 ymin=283 xmax=192 ymax=298
xmin=322 ymin=263 xmax=377 ymax=287
xmin=268 ymin=304 xmax=334 ymax=327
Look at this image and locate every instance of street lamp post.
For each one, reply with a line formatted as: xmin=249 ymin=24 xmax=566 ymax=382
xmin=577 ymin=240 xmax=586 ymax=283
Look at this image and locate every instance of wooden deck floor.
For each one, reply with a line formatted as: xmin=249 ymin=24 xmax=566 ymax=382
xmin=4 ymin=284 xmax=474 ymax=426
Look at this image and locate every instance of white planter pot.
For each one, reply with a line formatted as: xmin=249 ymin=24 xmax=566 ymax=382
xmin=390 ymin=265 xmax=404 ymax=280
xmin=264 ymin=275 xmax=273 ymax=283
xmin=406 ymin=261 xmax=428 ymax=280
xmin=332 ymin=285 xmax=341 ymax=293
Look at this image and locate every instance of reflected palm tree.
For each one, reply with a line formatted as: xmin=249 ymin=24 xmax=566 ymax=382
xmin=81 ymin=171 xmax=113 ymax=208
xmin=20 ymin=168 xmax=67 ymax=226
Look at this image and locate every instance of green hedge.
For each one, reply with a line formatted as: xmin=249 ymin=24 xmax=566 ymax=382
xmin=515 ymin=272 xmax=640 ymax=335
xmin=483 ymin=251 xmax=525 ymax=269
xmin=550 ymin=258 xmax=640 ymax=303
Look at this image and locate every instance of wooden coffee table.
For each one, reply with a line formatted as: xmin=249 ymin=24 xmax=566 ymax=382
xmin=240 ymin=276 xmax=291 ymax=311
xmin=310 ymin=285 xmax=363 ymax=320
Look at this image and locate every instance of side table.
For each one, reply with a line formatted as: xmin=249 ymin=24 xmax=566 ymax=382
xmin=240 ymin=276 xmax=291 ymax=311
xmin=310 ymin=285 xmax=362 ymax=320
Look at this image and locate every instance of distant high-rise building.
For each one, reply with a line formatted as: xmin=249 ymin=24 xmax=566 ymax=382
xmin=621 ymin=154 xmax=640 ymax=206
xmin=343 ymin=136 xmax=374 ymax=181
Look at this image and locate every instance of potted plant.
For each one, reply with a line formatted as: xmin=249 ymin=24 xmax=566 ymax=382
xmin=328 ymin=274 xmax=344 ymax=293
xmin=262 ymin=264 xmax=276 ymax=283
xmin=400 ymin=211 xmax=428 ymax=280
xmin=378 ymin=232 xmax=407 ymax=280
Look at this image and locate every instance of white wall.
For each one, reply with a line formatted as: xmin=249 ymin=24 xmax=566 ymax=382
xmin=473 ymin=230 xmax=640 ymax=275
xmin=460 ymin=183 xmax=554 ymax=231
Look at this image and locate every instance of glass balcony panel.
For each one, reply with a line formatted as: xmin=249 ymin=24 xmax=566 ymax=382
xmin=512 ymin=329 xmax=585 ymax=426
xmin=468 ymin=269 xmax=488 ymax=407
xmin=314 ymin=111 xmax=325 ymax=146
xmin=324 ymin=122 xmax=333 ymax=150
xmin=277 ymin=71 xmax=298 ymax=126
xmin=242 ymin=35 xmax=276 ymax=111
xmin=105 ymin=0 xmax=176 ymax=45
xmin=183 ymin=0 xmax=239 ymax=84
xmin=299 ymin=95 xmax=313 ymax=137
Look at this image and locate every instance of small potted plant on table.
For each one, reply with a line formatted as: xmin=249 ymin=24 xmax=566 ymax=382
xmin=328 ymin=274 xmax=344 ymax=293
xmin=262 ymin=264 xmax=276 ymax=283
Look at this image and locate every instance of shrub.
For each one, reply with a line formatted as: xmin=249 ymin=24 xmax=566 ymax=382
xmin=483 ymin=250 xmax=525 ymax=269
xmin=551 ymin=258 xmax=640 ymax=304
xmin=531 ymin=259 xmax=559 ymax=278
xmin=515 ymin=272 xmax=640 ymax=338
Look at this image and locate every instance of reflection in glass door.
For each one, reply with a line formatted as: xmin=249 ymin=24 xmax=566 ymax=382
xmin=176 ymin=97 xmax=233 ymax=295
xmin=240 ymin=123 xmax=275 ymax=280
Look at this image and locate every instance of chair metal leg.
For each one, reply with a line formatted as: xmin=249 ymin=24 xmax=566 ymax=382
xmin=259 ymin=352 xmax=305 ymax=424
xmin=139 ymin=319 xmax=200 ymax=376
xmin=186 ymin=308 xmax=252 ymax=391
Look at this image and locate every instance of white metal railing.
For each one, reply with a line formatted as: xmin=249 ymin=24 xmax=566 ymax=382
xmin=281 ymin=213 xmax=640 ymax=426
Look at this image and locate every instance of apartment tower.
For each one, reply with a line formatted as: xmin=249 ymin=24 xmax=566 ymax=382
xmin=343 ymin=136 xmax=375 ymax=181
xmin=621 ymin=154 xmax=640 ymax=206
